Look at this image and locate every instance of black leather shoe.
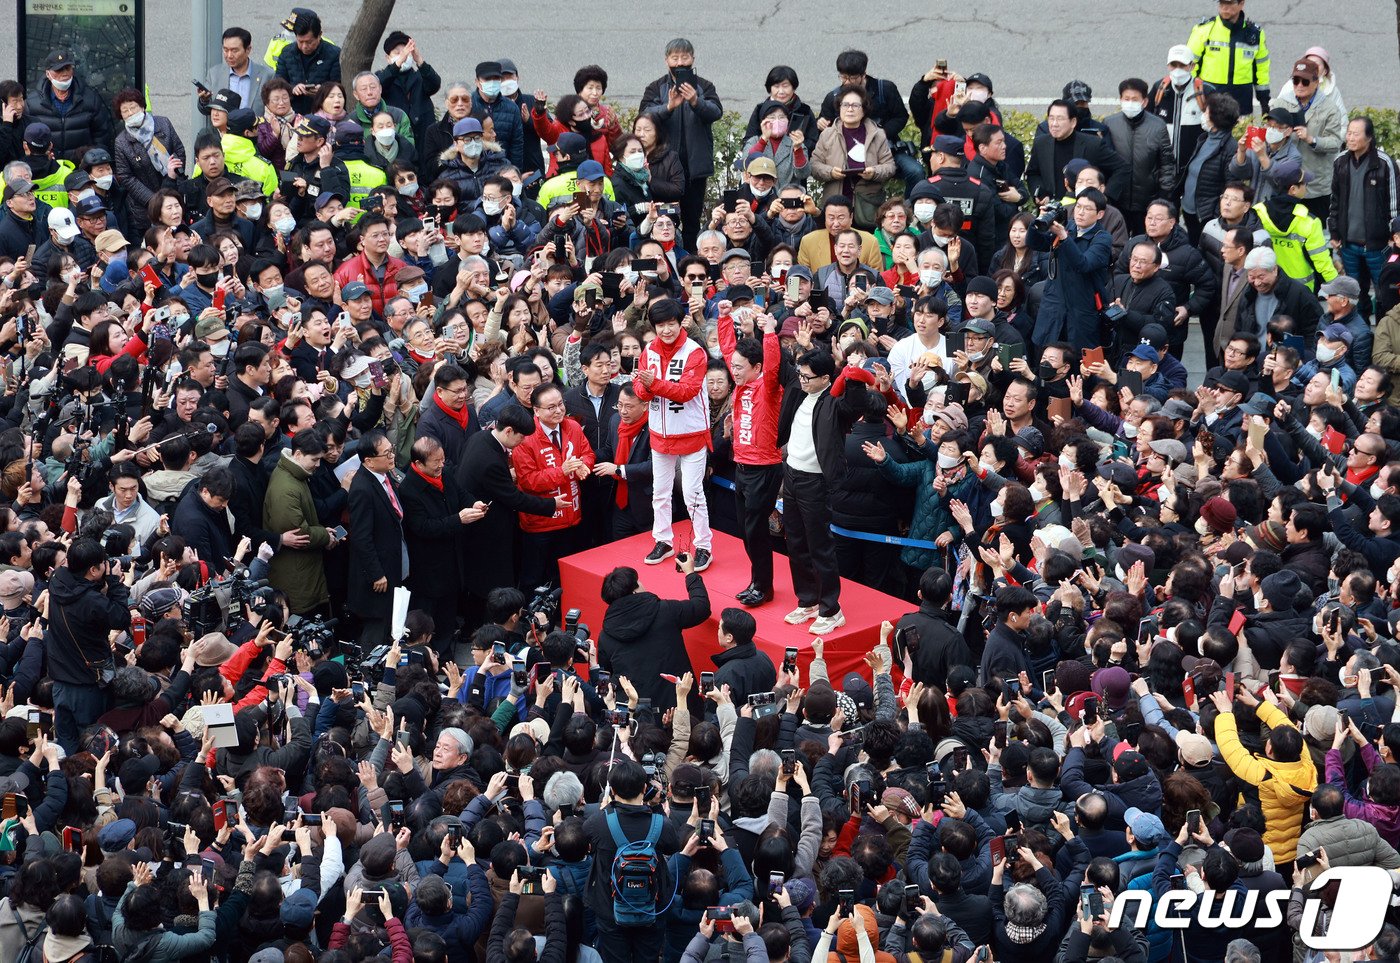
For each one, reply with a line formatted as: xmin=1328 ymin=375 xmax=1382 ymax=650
xmin=737 ymin=586 xmax=774 ymax=607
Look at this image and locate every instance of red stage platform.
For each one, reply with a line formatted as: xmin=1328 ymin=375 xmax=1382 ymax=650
xmin=559 ymin=526 xmax=911 ymax=683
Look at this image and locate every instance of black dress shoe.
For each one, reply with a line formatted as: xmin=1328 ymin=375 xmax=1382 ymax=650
xmin=737 ymin=586 xmax=774 ymax=607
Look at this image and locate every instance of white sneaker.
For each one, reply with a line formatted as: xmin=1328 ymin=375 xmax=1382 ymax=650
xmin=810 ymin=611 xmax=846 ymax=635
xmin=783 ymin=605 xmax=818 ymax=624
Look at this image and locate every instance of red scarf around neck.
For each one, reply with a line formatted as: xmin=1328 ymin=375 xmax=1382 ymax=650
xmin=434 ymin=392 xmax=469 ymax=430
xmin=613 ymin=417 xmax=647 ymax=508
xmin=411 ymin=463 xmax=444 ymax=492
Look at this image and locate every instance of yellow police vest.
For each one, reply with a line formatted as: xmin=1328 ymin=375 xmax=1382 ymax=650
xmin=343 ymin=159 xmax=386 ymax=209
xmin=32 ymin=160 xmax=75 ymax=209
xmin=1253 ymin=201 xmax=1334 ymax=289
xmin=1188 ymin=16 xmax=1270 ymax=90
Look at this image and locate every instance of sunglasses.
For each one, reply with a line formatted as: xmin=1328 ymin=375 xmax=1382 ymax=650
xmin=1292 ymin=77 xmax=1314 ymax=86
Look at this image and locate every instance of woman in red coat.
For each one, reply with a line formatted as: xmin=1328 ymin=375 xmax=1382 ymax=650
xmin=533 ymin=93 xmax=617 ymax=177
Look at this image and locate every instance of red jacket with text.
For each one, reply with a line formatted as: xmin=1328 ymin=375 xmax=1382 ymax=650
xmin=511 ymin=417 xmax=596 ymax=533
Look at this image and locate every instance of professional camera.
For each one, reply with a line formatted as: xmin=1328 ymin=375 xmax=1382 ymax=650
xmin=1033 ymin=200 xmax=1066 ymax=232
xmin=290 ymin=614 xmax=338 ymax=658
xmin=525 ymin=585 xmax=562 ymax=632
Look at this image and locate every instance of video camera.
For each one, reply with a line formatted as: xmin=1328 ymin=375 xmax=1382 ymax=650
xmin=525 ymin=585 xmax=562 ymax=632
xmin=290 ymin=614 xmax=337 ymax=658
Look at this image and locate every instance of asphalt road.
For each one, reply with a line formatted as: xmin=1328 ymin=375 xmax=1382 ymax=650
xmin=3 ymin=0 xmax=1396 ymax=147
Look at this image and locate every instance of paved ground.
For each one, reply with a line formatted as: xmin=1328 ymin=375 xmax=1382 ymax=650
xmin=4 ymin=0 xmax=1395 ymax=145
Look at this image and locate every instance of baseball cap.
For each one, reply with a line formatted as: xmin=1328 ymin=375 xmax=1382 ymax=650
xmin=93 ymin=229 xmax=129 ymax=255
xmin=72 ymin=195 xmax=106 ymax=217
xmin=452 ymin=118 xmax=483 ymax=138
xmin=1321 ymin=322 xmax=1354 ymax=346
xmin=965 ymin=72 xmax=994 ymax=93
xmin=1113 ymin=750 xmax=1151 ymax=782
xmin=1177 ymin=732 xmax=1213 ymax=767
xmin=1320 ymin=276 xmax=1361 ymax=300
xmin=1292 ymin=59 xmax=1320 ymax=81
xmin=1162 ymin=399 xmax=1195 ymax=421
xmin=576 ymin=160 xmax=606 ymax=182
xmin=1062 ymin=80 xmax=1093 ymax=103
xmin=234 ymin=179 xmax=264 ymax=202
xmin=208 ymin=89 xmax=240 ymax=114
xmin=47 ymin=208 xmax=79 ymax=241
xmin=1124 ymin=806 xmax=1169 ymax=845
xmin=44 ymin=49 xmax=76 ymax=71
xmin=1268 ymin=159 xmax=1312 ymax=190
xmin=293 ymin=115 xmax=332 ymax=139
xmin=1265 ymin=106 xmax=1300 ymax=127
xmin=117 ymin=754 xmax=161 ymax=795
xmin=0 ymin=571 xmax=33 ymax=606
xmin=227 ymin=109 xmax=259 ymax=138
xmin=342 ymin=281 xmax=371 ymax=301
xmin=1129 ymin=344 xmax=1160 ymax=364
xmin=2 ymin=179 xmax=33 ymax=203
xmin=746 ymin=156 xmax=778 ymax=179
xmin=721 ymin=248 xmax=751 ymax=264
xmin=555 ymin=132 xmax=587 ymax=158
xmin=1166 ymin=44 xmax=1196 ymax=65
xmin=334 ymin=122 xmax=363 ymax=146
xmin=1239 ymin=392 xmax=1276 ymax=416
xmin=932 ymin=134 xmax=965 ymax=155
xmin=313 ymin=191 xmax=345 ymax=211
xmin=865 ymin=286 xmax=895 ymax=305
xmin=204 ymin=176 xmax=236 ymax=198
xmin=498 ymin=58 xmax=519 ymax=76
xmin=194 ymin=316 xmax=230 ymax=342
xmin=962 ymin=317 xmax=996 ymax=337
xmin=1214 ymin=370 xmax=1250 ymax=396
xmin=22 ymin=123 xmax=51 ymax=149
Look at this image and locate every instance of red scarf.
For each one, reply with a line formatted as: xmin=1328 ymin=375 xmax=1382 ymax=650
xmin=658 ymin=239 xmax=675 ymax=253
xmin=613 ymin=417 xmax=647 ymax=508
xmin=411 ymin=463 xmax=443 ymax=492
xmin=1346 ymin=464 xmax=1380 ymax=487
xmin=434 ymin=392 xmax=470 ymax=430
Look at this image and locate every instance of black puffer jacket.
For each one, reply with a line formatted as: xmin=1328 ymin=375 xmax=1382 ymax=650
xmin=896 ymin=603 xmax=975 ymax=688
xmin=710 ymin=642 xmax=776 ymax=706
xmin=1115 ymin=225 xmax=1218 ymax=317
xmin=1180 ymin=130 xmax=1237 ymax=223
xmin=1207 ymin=594 xmax=1313 ymax=670
xmin=599 ymin=573 xmax=710 ymax=709
xmin=830 ymin=420 xmax=905 ymax=531
xmin=45 ymin=565 xmax=130 ymax=687
xmin=25 ymin=77 xmax=114 ymax=158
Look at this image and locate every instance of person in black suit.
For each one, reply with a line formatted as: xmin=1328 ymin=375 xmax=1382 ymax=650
xmin=416 ymin=363 xmax=481 ymax=472
xmin=455 ymin=405 xmax=567 ymax=620
xmin=566 ymin=341 xmax=624 ymax=547
xmin=345 ymin=430 xmax=407 ymax=646
xmin=1025 ymin=100 xmax=1129 ymax=206
xmin=399 ymin=434 xmax=487 ymax=655
xmin=593 ymin=383 xmax=654 ymax=538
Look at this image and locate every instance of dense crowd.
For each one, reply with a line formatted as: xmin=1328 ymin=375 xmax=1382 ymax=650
xmin=0 ymin=1 xmax=1395 ymax=961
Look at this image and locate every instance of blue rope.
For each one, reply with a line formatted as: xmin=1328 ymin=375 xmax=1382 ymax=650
xmin=706 ymin=475 xmax=943 ymax=551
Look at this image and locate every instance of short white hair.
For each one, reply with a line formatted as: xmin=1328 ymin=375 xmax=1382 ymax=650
xmin=1243 ymin=247 xmax=1277 ymax=272
xmin=917 ymin=247 xmax=948 ymax=271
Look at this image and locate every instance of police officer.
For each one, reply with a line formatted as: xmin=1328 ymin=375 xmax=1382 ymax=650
xmin=926 ymin=134 xmax=997 ymax=266
xmin=1254 ymin=160 xmax=1336 ymax=291
xmin=284 ymin=115 xmax=351 ymax=223
xmin=222 ymin=109 xmax=279 ymax=199
xmin=333 ymin=122 xmax=387 ymax=209
xmin=22 ymin=123 xmax=73 ymax=209
xmin=1187 ymin=0 xmax=1271 ymax=117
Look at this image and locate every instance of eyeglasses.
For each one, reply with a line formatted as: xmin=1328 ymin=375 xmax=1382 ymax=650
xmin=1128 ymin=257 xmax=1155 ymax=267
xmin=797 ymin=373 xmax=819 ymax=382
xmin=1292 ymin=77 xmax=1314 ymax=86
xmin=369 ymin=448 xmax=394 ymax=460
xmin=535 ymin=401 xmax=566 ymax=411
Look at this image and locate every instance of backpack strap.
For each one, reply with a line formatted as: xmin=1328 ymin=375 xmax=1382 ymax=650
xmin=644 ymin=812 xmax=663 ymax=847
xmin=605 ymin=810 xmax=629 ymax=850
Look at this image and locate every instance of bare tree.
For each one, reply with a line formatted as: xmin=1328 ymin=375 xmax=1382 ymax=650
xmin=339 ymin=0 xmax=397 ymax=87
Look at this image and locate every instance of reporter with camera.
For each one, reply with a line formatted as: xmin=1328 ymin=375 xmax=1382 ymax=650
xmin=1028 ymin=189 xmax=1115 ymax=353
xmin=47 ymin=536 xmax=131 ymax=752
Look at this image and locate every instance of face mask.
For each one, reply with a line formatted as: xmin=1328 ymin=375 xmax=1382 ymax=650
xmin=989 ymin=500 xmax=1004 ymax=518
xmin=1305 ymin=424 xmax=1323 ymax=439
xmin=480 ymin=238 xmax=491 ymax=256
xmin=768 ymin=117 xmax=789 ymax=137
xmin=52 ymin=77 xmax=73 ymax=92
xmin=54 ymin=234 xmax=72 ymax=249
xmin=913 ymin=202 xmax=937 ymax=223
xmin=1195 ymin=518 xmax=1212 ymax=537
xmin=752 ymin=185 xmax=772 ymax=199
xmin=1372 ymin=482 xmax=1387 ymax=500
xmin=480 ymin=80 xmax=501 ymax=98
xmin=195 ymin=271 xmax=220 ymax=288
xmin=965 ymin=350 xmax=984 ymax=363
xmin=930 ymin=233 xmax=950 ymax=248
xmin=500 ymin=79 xmax=519 ymax=97
xmin=1316 ymin=344 xmax=1338 ymax=364
xmin=1059 ymin=455 xmax=1075 ymax=471
xmin=355 ymin=373 xmax=373 ymax=388
xmin=1169 ymin=68 xmax=1192 ymax=87
xmin=462 ymin=140 xmax=484 ymax=159
xmin=1028 ymin=484 xmax=1046 ymax=502
xmin=621 ymin=269 xmax=639 ymax=286
xmin=373 ymin=128 xmax=396 ymax=146
xmin=262 ymin=284 xmax=286 ymax=310
xmin=511 ymin=180 xmax=523 ymax=197
xmin=94 ymin=174 xmax=114 ymax=190
xmin=1122 ymin=422 xmax=1138 ymax=438
xmin=1265 ymin=127 xmax=1287 ymax=145
xmin=124 ymin=110 xmax=145 ymax=130
xmin=397 ymin=181 xmax=419 ymax=197
xmin=1120 ymin=100 xmax=1144 ymax=119
xmin=1039 ymin=362 xmax=1059 ymax=381
xmin=404 ymin=283 xmax=428 ymax=303
xmin=274 ymin=216 xmax=296 ymax=235
xmin=620 ymin=355 xmax=636 ymax=374
xmin=1114 ymin=565 xmax=1127 ymax=582
xmin=482 ymin=198 xmax=503 ymax=216
xmin=936 ymin=452 xmax=961 ymax=470
xmin=968 ymin=88 xmax=989 ymax=103
xmin=244 ymin=202 xmax=263 ymax=220
xmin=919 ymin=269 xmax=941 ymax=287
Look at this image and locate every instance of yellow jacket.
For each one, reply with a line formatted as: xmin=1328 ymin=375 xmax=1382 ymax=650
xmin=1254 ymin=201 xmax=1337 ymax=290
xmin=1187 ymin=15 xmax=1270 ymax=93
xmin=1216 ymin=701 xmax=1317 ymax=862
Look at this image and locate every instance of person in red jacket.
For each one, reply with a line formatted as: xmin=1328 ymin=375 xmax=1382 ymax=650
xmin=512 ymin=381 xmax=595 ymax=588
xmin=634 ymin=298 xmax=713 ymax=571
xmin=331 ymin=211 xmax=405 ymax=315
xmin=717 ymin=302 xmax=783 ymax=606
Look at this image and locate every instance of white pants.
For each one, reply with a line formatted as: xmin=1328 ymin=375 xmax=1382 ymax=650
xmin=651 ymin=449 xmax=712 ymax=550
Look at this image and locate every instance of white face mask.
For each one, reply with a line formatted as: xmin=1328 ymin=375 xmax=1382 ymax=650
xmin=95 ymin=175 xmax=113 ymax=190
xmin=1316 ymin=344 xmax=1339 ymax=364
xmin=462 ymin=140 xmax=484 ymax=158
xmin=1305 ymin=424 xmax=1323 ymax=439
xmin=1195 ymin=518 xmax=1212 ymax=537
xmin=1028 ymin=484 xmax=1046 ymax=502
xmin=51 ymin=77 xmax=73 ymax=92
xmin=967 ymin=88 xmax=989 ymax=103
xmin=913 ymin=202 xmax=937 ymax=223
xmin=1265 ymin=128 xmax=1287 ymax=145
xmin=622 ymin=152 xmax=647 ymax=172
xmin=275 ymin=216 xmax=296 ymax=235
xmin=373 ymin=128 xmax=396 ymax=146
xmin=965 ymin=350 xmax=984 ymax=363
xmin=930 ymin=233 xmax=950 ymax=248
xmin=1059 ymin=455 xmax=1075 ymax=471
xmin=1122 ymin=422 xmax=1138 ymax=438
xmin=245 ymin=202 xmax=262 ymax=220
xmin=501 ymin=79 xmax=520 ymax=97
xmin=752 ymin=185 xmax=772 ymax=198
xmin=621 ymin=268 xmax=639 ymax=286
xmin=989 ymin=500 xmax=1004 ymax=518
xmin=1120 ymin=100 xmax=1144 ymax=119
xmin=936 ymin=452 xmax=960 ymax=470
xmin=124 ymin=111 xmax=145 ymax=130
xmin=919 ymin=269 xmax=941 ymax=287
xmin=397 ymin=181 xmax=419 ymax=197
xmin=482 ymin=198 xmax=503 ymax=216
xmin=1372 ymin=482 xmax=1387 ymax=500
xmin=511 ymin=180 xmax=523 ymax=197
xmin=1169 ymin=68 xmax=1192 ymax=87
